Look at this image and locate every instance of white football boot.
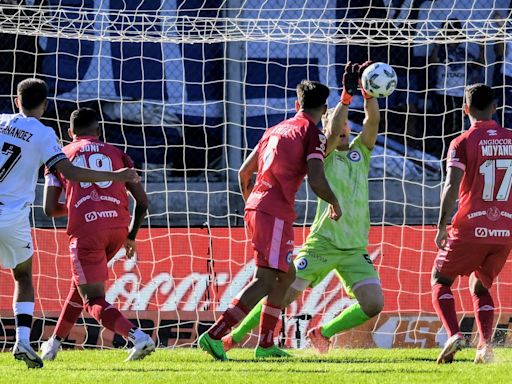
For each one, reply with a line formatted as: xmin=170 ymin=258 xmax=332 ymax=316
xmin=436 ymin=333 xmax=465 ymax=364
xmin=40 ymin=336 xmax=62 ymax=361
xmin=125 ymin=331 xmax=156 ymax=361
xmin=13 ymin=340 xmax=43 ymax=369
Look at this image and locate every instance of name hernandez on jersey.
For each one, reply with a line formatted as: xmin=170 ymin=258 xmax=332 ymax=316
xmin=48 ymin=136 xmax=133 ymax=237
xmin=0 ymin=113 xmax=66 ymax=221
xmin=448 ymin=120 xmax=512 ymax=244
xmin=245 ymin=111 xmax=326 ymax=223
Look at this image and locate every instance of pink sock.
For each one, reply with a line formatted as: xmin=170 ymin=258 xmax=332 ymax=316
xmin=472 ymin=291 xmax=494 ymax=347
xmin=432 ymin=284 xmax=460 ymax=337
xmin=84 ymin=297 xmax=133 ymax=337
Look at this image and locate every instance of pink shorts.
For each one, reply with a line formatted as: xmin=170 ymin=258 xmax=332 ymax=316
xmin=434 ymin=237 xmax=512 ymax=288
xmin=245 ymin=210 xmax=294 ymax=272
xmin=69 ymin=228 xmax=128 ymax=285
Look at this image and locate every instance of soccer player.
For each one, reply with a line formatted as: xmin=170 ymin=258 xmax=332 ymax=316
xmin=198 ymin=80 xmax=342 ymax=360
xmin=40 ymin=107 xmax=155 ymax=361
xmin=221 ymin=62 xmax=383 ymax=354
xmin=0 ymin=79 xmax=139 ymax=368
xmin=433 ymin=84 xmax=512 ymax=364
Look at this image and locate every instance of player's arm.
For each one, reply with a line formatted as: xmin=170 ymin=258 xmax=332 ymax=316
xmin=436 ymin=166 xmax=464 ymax=249
xmin=359 ymin=96 xmax=380 ymax=150
xmin=124 ymin=181 xmax=149 ymax=259
xmin=239 ymin=147 xmax=259 ymax=202
xmin=54 ymin=158 xmax=139 ymax=184
xmin=323 ymin=103 xmax=349 ymax=156
xmin=307 ymin=158 xmax=341 ymax=220
xmin=43 ymin=179 xmax=67 ymax=218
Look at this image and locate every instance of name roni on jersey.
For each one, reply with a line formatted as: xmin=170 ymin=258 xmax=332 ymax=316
xmin=480 ymin=138 xmax=512 ymax=156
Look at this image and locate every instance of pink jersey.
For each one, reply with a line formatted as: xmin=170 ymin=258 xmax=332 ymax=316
xmin=245 ymin=112 xmax=326 ymax=223
xmin=448 ymin=120 xmax=512 ymax=244
xmin=54 ymin=136 xmax=133 ymax=237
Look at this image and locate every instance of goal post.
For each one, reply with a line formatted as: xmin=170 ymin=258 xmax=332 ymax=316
xmin=0 ymin=0 xmax=511 ymax=350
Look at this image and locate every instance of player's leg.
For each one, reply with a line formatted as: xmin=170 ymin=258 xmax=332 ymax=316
xmin=0 ymin=219 xmax=42 ymax=368
xmin=200 ymin=266 xmax=279 ymax=360
xmin=431 ymin=238 xmax=485 ymax=363
xmin=41 ymin=281 xmax=83 ymax=360
xmin=469 ymin=273 xmax=495 ymax=364
xmin=224 ymin=277 xmax=308 ymax=350
xmin=199 ymin=210 xmax=293 ymax=360
xmin=11 ymin=256 xmax=43 ymax=368
xmin=73 ymin=230 xmax=155 ymax=361
xmin=254 ymin=264 xmax=296 ymax=358
xmin=470 ymin=243 xmax=511 ymax=364
xmin=307 ymin=251 xmax=382 ymax=353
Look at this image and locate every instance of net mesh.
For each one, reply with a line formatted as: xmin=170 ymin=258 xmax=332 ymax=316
xmin=0 ymin=0 xmax=511 ymax=350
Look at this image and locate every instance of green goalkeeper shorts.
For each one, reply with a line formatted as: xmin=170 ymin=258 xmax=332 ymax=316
xmin=293 ymin=236 xmax=379 ymax=298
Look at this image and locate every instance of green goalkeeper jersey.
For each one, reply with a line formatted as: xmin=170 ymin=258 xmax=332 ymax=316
xmin=307 ymin=135 xmax=372 ymax=250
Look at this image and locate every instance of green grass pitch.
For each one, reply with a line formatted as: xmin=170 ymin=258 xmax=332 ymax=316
xmin=1 ymin=348 xmax=511 ymax=384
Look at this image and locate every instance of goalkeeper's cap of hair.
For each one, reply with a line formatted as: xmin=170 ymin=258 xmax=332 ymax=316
xmin=465 ymin=83 xmax=495 ymax=111
xmin=16 ymin=78 xmax=48 ymax=110
xmin=296 ymin=80 xmax=330 ymax=109
xmin=70 ymin=107 xmax=99 ymax=135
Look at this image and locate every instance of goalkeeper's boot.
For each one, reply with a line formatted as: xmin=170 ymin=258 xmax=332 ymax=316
xmin=198 ymin=332 xmax=228 ymax=361
xmin=474 ymin=344 xmax=494 ymax=364
xmin=436 ymin=333 xmax=465 ymax=364
xmin=125 ymin=331 xmax=156 ymax=361
xmin=254 ymin=344 xmax=291 ymax=359
xmin=306 ymin=327 xmax=332 ymax=354
xmin=13 ymin=340 xmax=43 ymax=369
xmin=221 ymin=334 xmax=238 ymax=352
xmin=40 ymin=336 xmax=61 ymax=361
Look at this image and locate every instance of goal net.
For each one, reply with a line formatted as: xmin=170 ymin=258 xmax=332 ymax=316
xmin=1 ymin=0 xmax=512 ymax=350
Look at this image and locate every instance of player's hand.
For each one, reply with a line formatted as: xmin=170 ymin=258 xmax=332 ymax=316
xmin=342 ymin=62 xmax=360 ymax=96
xmin=358 ymin=60 xmax=373 ymax=79
xmin=124 ymin=238 xmax=137 ymax=259
xmin=115 ymin=168 xmax=140 ymax=183
xmin=435 ymin=227 xmax=448 ymax=250
xmin=329 ymin=202 xmax=342 ymax=221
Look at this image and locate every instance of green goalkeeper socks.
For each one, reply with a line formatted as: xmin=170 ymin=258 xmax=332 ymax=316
xmin=231 ymin=299 xmax=264 ymax=343
xmin=320 ymin=303 xmax=370 ymax=339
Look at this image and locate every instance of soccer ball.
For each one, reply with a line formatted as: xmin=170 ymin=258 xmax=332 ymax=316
xmin=361 ymin=62 xmax=397 ymax=98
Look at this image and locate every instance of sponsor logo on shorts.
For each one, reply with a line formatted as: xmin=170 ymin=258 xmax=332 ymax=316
xmin=286 ymin=251 xmax=293 ymax=264
xmin=348 ymin=151 xmax=361 ymax=162
xmin=475 ymin=227 xmax=510 ymax=238
xmin=296 ymin=258 xmax=308 ymax=270
xmin=84 ymin=210 xmax=118 ymax=222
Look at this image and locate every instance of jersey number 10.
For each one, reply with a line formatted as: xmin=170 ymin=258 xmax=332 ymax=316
xmin=479 ymin=159 xmax=512 ymax=201
xmin=73 ymin=153 xmax=113 ymax=189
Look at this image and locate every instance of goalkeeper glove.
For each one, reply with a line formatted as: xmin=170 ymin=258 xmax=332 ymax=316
xmin=340 ymin=62 xmax=360 ymax=105
xmin=359 ymin=60 xmax=374 ymax=100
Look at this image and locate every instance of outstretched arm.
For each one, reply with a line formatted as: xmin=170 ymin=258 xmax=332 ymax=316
xmin=54 ymin=158 xmax=139 ymax=183
xmin=360 ymin=96 xmax=380 ymax=150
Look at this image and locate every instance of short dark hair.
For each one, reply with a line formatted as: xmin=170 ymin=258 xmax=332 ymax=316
xmin=70 ymin=108 xmax=99 ymax=135
xmin=465 ymin=83 xmax=495 ymax=111
xmin=296 ymin=80 xmax=330 ymax=109
xmin=17 ymin=78 xmax=48 ymax=110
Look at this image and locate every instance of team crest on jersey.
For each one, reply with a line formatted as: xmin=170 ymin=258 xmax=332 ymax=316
xmin=487 ymin=206 xmax=501 ymax=222
xmin=296 ymin=258 xmax=308 ymax=270
xmin=348 ymin=151 xmax=361 ymax=162
xmin=286 ymin=251 xmax=293 ymax=264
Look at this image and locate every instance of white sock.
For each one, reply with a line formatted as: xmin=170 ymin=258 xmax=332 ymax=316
xmin=13 ymin=302 xmax=34 ymax=342
xmin=13 ymin=302 xmax=34 ymax=316
xmin=16 ymin=326 xmax=31 ymax=342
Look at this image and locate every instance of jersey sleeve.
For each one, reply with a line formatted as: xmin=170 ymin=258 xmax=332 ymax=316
xmin=304 ymin=127 xmax=326 ymax=161
xmin=447 ymin=136 xmax=467 ymax=171
xmin=41 ymin=129 xmax=67 ymax=171
xmin=122 ymin=151 xmax=135 ymax=168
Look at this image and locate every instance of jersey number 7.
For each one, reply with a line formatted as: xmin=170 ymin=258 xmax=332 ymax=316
xmin=0 ymin=142 xmax=22 ymax=182
xmin=479 ymin=159 xmax=512 ymax=201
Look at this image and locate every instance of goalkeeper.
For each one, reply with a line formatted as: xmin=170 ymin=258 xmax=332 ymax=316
xmin=223 ymin=62 xmax=383 ymax=353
